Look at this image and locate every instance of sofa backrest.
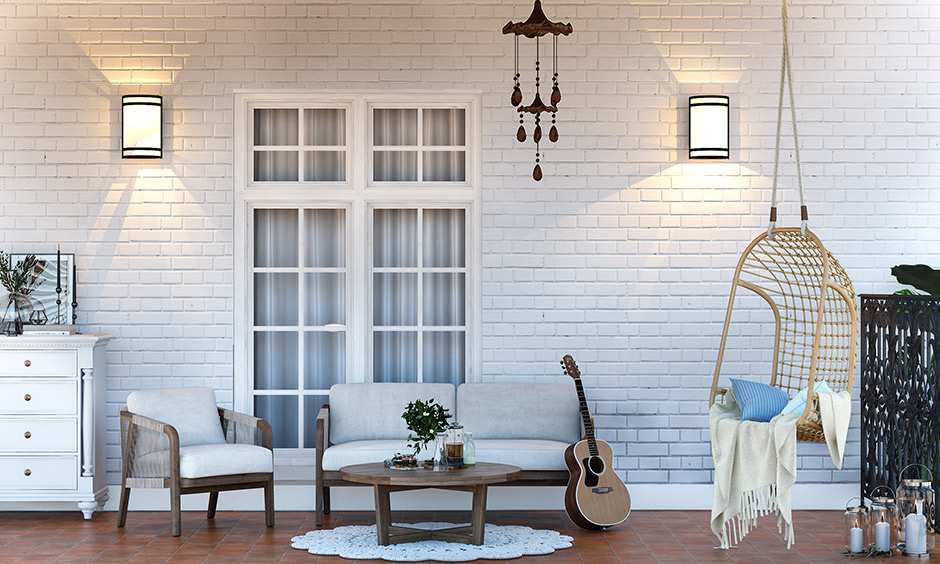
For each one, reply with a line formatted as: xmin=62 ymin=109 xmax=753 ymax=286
xmin=456 ymin=382 xmax=581 ymax=443
xmin=328 ymin=383 xmax=457 ymax=444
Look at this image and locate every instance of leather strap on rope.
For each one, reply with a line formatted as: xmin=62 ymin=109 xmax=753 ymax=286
xmin=768 ymin=0 xmax=808 ymax=238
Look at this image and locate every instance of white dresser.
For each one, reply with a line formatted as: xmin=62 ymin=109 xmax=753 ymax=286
xmin=0 ymin=334 xmax=111 ymax=518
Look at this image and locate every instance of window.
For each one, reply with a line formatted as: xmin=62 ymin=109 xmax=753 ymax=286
xmin=235 ymin=92 xmax=480 ymax=452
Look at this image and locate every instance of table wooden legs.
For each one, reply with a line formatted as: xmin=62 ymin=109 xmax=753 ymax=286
xmin=372 ymin=484 xmax=489 ymax=546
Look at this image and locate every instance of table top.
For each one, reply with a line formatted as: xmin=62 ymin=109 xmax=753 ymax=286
xmin=339 ymin=462 xmax=522 ymax=487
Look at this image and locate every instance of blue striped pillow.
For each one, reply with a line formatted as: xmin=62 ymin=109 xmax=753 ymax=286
xmin=730 ymin=379 xmax=790 ymax=422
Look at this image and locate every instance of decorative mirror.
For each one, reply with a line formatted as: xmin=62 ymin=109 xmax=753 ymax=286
xmin=10 ymin=253 xmax=75 ymax=326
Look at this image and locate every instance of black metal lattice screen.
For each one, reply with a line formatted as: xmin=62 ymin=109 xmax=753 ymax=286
xmin=860 ymin=294 xmax=940 ymax=530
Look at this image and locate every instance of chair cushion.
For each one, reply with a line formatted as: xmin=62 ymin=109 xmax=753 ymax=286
xmin=456 ymin=383 xmax=581 ymax=444
xmin=127 ymin=387 xmax=225 ymax=447
xmin=780 ymin=380 xmax=835 ymax=416
xmin=134 ymin=444 xmax=273 ymax=479
xmin=730 ymin=379 xmax=790 ymax=422
xmin=321 ymin=439 xmax=568 ymax=472
xmin=328 ymin=383 xmax=456 ymax=444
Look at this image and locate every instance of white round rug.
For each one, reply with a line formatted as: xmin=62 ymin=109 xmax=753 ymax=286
xmin=290 ymin=522 xmax=574 ymax=562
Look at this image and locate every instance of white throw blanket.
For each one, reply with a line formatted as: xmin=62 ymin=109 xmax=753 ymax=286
xmin=709 ymin=389 xmax=852 ymax=549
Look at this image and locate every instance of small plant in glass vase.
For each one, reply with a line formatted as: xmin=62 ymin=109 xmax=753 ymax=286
xmin=402 ymin=398 xmax=452 ymax=464
xmin=0 ymin=252 xmax=44 ymax=336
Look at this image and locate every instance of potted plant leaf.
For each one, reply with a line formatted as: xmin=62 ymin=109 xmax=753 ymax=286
xmin=401 ymin=398 xmax=451 ymax=463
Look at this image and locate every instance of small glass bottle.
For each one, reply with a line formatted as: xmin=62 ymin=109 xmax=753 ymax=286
xmin=464 ymin=432 xmax=476 ymax=465
xmin=433 ymin=432 xmax=447 ymax=471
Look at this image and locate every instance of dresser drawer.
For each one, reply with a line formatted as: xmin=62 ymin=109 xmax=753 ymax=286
xmin=0 ymin=350 xmax=77 ymax=377
xmin=0 ymin=419 xmax=77 ymax=452
xmin=0 ymin=456 xmax=77 ymax=490
xmin=0 ymin=381 xmax=78 ymax=415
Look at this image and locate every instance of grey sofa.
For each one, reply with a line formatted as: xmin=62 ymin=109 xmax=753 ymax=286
xmin=315 ymin=382 xmax=581 ymax=525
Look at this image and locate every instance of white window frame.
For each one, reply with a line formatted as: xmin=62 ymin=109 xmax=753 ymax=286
xmin=234 ymin=90 xmax=482 ymax=428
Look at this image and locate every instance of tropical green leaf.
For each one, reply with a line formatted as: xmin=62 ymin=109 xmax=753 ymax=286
xmin=892 ymin=264 xmax=940 ymax=295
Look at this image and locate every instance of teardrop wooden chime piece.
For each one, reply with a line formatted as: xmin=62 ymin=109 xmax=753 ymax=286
xmin=533 ymin=124 xmax=542 ymax=143
xmin=516 ymin=125 xmax=527 ymax=142
xmin=533 ymin=163 xmax=543 ymax=181
xmin=551 ymin=86 xmax=561 ymax=106
xmin=549 ymin=124 xmax=559 ymax=142
xmin=511 ymin=86 xmax=523 ymax=107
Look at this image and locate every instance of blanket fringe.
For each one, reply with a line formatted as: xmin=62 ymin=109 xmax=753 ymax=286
xmin=717 ymin=483 xmax=794 ymax=550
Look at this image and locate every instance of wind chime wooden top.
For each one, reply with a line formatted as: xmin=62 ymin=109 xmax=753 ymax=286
xmin=504 ymin=0 xmax=571 ymax=181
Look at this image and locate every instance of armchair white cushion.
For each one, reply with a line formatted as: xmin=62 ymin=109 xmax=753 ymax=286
xmin=126 ymin=387 xmax=226 ymax=447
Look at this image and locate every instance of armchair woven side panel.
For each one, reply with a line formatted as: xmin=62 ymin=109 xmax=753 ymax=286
xmin=219 ymin=408 xmax=273 ymax=448
xmin=120 ymin=410 xmax=174 ymax=487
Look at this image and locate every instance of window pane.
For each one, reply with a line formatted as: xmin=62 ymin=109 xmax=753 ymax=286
xmin=254 ymin=108 xmax=298 ymax=145
xmin=423 ymin=273 xmax=465 ymax=326
xmin=304 ymin=209 xmax=345 ymax=268
xmin=255 ymin=395 xmax=298 ymax=448
xmin=423 ymin=151 xmax=466 ymax=182
xmin=303 ymin=395 xmax=330 ymax=448
xmin=373 ymin=108 xmax=417 ymax=146
xmin=373 ymin=209 xmax=417 ymax=267
xmin=374 ymin=273 xmax=417 ymax=326
xmin=423 ymin=209 xmax=465 ymax=267
xmin=254 ymin=151 xmax=298 ymax=182
xmin=254 ymin=332 xmax=298 ymax=390
xmin=304 ymin=332 xmax=345 ymax=390
xmin=254 ymin=273 xmax=298 ymax=326
xmin=304 ymin=108 xmax=345 ymax=146
xmin=304 ymin=151 xmax=346 ymax=182
xmin=374 ymin=151 xmax=418 ymax=182
xmin=374 ymin=331 xmax=417 ymax=383
xmin=305 ymin=273 xmax=345 ymax=325
xmin=423 ymin=109 xmax=465 ymax=146
xmin=254 ymin=209 xmax=298 ymax=267
xmin=423 ymin=331 xmax=465 ymax=384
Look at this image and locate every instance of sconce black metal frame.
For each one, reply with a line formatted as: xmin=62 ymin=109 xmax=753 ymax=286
xmin=122 ymin=95 xmax=163 ymax=159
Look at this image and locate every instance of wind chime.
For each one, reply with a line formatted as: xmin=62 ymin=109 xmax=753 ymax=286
xmin=503 ymin=0 xmax=572 ymax=181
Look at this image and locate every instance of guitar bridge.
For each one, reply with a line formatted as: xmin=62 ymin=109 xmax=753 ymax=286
xmin=592 ymin=487 xmax=613 ymax=494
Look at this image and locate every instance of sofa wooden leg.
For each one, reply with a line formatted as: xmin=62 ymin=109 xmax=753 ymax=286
xmin=264 ymin=478 xmax=275 ymax=527
xmin=207 ymin=491 xmax=219 ymax=519
xmin=170 ymin=484 xmax=182 ymax=537
xmin=117 ymin=486 xmax=131 ymax=527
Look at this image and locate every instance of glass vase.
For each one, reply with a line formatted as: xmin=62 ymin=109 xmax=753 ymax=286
xmin=0 ymin=294 xmax=35 ymax=336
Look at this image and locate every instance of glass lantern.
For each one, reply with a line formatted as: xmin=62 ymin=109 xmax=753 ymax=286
xmin=845 ymin=498 xmax=869 ymax=554
xmin=869 ymin=486 xmax=896 ymax=553
xmin=897 ymin=464 xmax=933 ymax=556
xmin=445 ymin=422 xmax=464 ymax=468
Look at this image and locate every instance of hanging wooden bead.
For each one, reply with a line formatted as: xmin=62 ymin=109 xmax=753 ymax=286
xmin=549 ymin=124 xmax=559 ymax=142
xmin=511 ymin=85 xmax=522 ymax=107
xmin=533 ymin=164 xmax=543 ymax=181
xmin=551 ymin=85 xmax=561 ymax=106
xmin=517 ymin=125 xmax=526 ymax=142
xmin=533 ymin=124 xmax=542 ymax=143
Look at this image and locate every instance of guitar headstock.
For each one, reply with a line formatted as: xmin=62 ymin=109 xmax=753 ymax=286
xmin=560 ymin=355 xmax=581 ymax=380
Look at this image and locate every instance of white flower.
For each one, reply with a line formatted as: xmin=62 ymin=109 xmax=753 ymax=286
xmin=422 ymin=411 xmax=429 ymax=416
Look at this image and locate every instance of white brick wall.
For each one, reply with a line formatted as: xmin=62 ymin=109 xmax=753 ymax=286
xmin=0 ymin=0 xmax=937 ymax=493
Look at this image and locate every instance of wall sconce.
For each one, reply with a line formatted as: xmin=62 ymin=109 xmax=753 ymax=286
xmin=122 ymin=95 xmax=163 ymax=158
xmin=689 ymin=95 xmax=729 ymax=159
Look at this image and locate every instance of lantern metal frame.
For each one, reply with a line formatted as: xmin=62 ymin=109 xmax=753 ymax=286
xmin=845 ymin=497 xmax=870 ymax=554
xmin=122 ymin=95 xmax=163 ymax=159
xmin=689 ymin=95 xmax=730 ymax=160
xmin=869 ymin=485 xmax=897 ymax=553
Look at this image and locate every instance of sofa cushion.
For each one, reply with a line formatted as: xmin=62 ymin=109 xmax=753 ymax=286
xmin=321 ymin=440 xmax=414 ymax=471
xmin=328 ymin=383 xmax=456 ymax=444
xmin=473 ymin=439 xmax=568 ymax=471
xmin=126 ymin=387 xmax=225 ymax=447
xmin=457 ymin=383 xmax=581 ymax=444
xmin=133 ymin=444 xmax=273 ymax=479
xmin=321 ymin=439 xmax=568 ymax=472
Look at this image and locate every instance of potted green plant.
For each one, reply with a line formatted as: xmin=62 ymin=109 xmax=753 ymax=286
xmin=401 ymin=398 xmax=451 ymax=460
xmin=0 ymin=252 xmax=44 ymax=335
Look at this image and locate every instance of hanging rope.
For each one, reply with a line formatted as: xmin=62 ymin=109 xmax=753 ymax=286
xmin=768 ymin=0 xmax=808 ymax=238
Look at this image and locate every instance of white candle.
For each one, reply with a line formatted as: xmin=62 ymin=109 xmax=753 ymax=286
xmin=850 ymin=526 xmax=864 ymax=553
xmin=904 ymin=514 xmax=927 ymax=554
xmin=875 ymin=521 xmax=890 ymax=552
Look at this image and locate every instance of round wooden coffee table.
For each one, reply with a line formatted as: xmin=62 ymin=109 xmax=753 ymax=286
xmin=339 ymin=462 xmax=521 ymax=546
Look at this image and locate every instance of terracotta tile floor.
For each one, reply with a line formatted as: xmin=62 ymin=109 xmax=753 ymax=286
xmin=0 ymin=509 xmax=933 ymax=563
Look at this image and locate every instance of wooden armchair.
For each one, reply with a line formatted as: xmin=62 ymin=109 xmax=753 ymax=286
xmin=118 ymin=387 xmax=274 ymax=536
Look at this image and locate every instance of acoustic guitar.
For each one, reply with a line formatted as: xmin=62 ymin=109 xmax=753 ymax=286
xmin=561 ymin=354 xmax=631 ymax=529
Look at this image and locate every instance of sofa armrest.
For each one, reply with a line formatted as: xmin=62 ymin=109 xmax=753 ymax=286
xmin=218 ymin=407 xmax=273 ymax=450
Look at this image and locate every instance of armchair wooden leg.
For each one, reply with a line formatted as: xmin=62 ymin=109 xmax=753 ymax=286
xmin=315 ymin=482 xmax=324 ymax=526
xmin=207 ymin=491 xmax=219 ymax=519
xmin=264 ymin=477 xmax=275 ymax=527
xmin=117 ymin=486 xmax=131 ymax=527
xmin=170 ymin=483 xmax=182 ymax=537
xmin=323 ymin=486 xmax=330 ymax=514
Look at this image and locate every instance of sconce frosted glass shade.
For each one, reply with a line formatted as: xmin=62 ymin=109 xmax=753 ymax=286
xmin=689 ymin=95 xmax=729 ymax=159
xmin=122 ymin=95 xmax=162 ymax=158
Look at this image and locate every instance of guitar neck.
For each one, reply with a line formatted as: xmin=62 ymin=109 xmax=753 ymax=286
xmin=573 ymin=378 xmax=598 ymax=455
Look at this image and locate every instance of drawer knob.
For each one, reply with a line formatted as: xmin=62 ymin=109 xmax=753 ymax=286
xmin=24 ymin=469 xmax=31 ymax=477
xmin=24 ymin=431 xmax=31 ymax=439
xmin=24 ymin=360 xmax=31 ymax=367
xmin=23 ymin=394 xmax=31 ymax=402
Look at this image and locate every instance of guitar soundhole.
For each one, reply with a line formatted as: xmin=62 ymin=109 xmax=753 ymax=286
xmin=582 ymin=456 xmax=604 ymax=487
xmin=588 ymin=455 xmax=605 ymax=475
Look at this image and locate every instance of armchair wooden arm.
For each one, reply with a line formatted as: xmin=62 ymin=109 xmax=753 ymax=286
xmin=315 ymin=403 xmax=330 ymax=525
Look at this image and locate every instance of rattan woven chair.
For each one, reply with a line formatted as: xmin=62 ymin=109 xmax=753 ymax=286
xmin=708 ymin=228 xmax=859 ymax=442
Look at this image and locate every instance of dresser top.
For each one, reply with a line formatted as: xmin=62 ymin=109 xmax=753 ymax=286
xmin=0 ymin=334 xmax=112 ymax=347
